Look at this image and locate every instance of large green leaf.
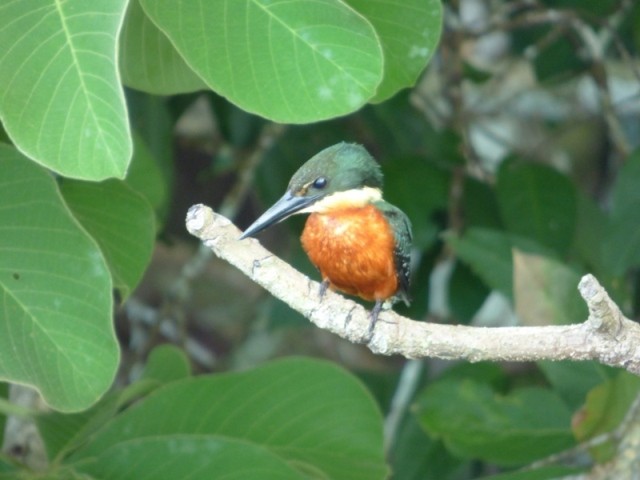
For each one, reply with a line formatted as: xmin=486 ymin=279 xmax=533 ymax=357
xmin=70 ymin=358 xmax=388 ymax=480
xmin=85 ymin=437 xmax=307 ymax=479
xmin=119 ymin=0 xmax=206 ymax=94
xmin=37 ymin=393 xmax=121 ymax=462
xmin=346 ymin=0 xmax=443 ymax=102
xmin=602 ymin=149 xmax=640 ymax=275
xmin=496 ymin=161 xmax=577 ymax=256
xmin=513 ymin=250 xmax=587 ymax=325
xmin=61 ymin=179 xmax=155 ymax=300
xmin=0 ymin=0 xmax=131 ymax=180
xmin=38 ymin=345 xmax=189 ymax=463
xmin=0 ymin=145 xmax=118 ymax=412
xmin=140 ymin=0 xmax=383 ymax=123
xmin=416 ymin=379 xmax=574 ymax=466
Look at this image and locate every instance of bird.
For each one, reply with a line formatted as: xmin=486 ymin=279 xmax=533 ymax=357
xmin=240 ymin=142 xmax=412 ymax=335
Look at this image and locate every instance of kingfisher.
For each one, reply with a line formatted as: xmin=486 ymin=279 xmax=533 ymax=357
xmin=240 ymin=142 xmax=412 ymax=334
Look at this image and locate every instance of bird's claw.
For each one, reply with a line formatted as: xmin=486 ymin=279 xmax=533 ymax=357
xmin=366 ymin=299 xmax=384 ymax=340
xmin=318 ymin=279 xmax=330 ymax=301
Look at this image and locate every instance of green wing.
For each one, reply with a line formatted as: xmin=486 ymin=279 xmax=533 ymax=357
xmin=375 ymin=200 xmax=412 ymax=305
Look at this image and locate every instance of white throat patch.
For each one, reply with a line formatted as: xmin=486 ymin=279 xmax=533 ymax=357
xmin=299 ymin=186 xmax=382 ymax=214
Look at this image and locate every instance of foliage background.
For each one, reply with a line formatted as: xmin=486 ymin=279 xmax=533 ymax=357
xmin=1 ymin=0 xmax=640 ymax=478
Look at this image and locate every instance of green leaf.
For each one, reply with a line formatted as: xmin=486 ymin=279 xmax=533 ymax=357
xmin=482 ymin=465 xmax=586 ymax=480
xmin=513 ymin=250 xmax=587 ymax=325
xmin=70 ymin=358 xmax=388 ymax=480
xmin=533 ymin=34 xmax=587 ymax=83
xmin=141 ymin=345 xmax=191 ymax=383
xmin=402 ymin=243 xmax=439 ymax=319
xmin=572 ymin=191 xmax=607 ymax=274
xmin=445 ymin=228 xmax=513 ymax=298
xmin=346 ymin=0 xmax=443 ymax=103
xmin=82 ymin=437 xmax=307 ymax=480
xmin=119 ymin=0 xmax=206 ymax=94
xmin=543 ymin=0 xmax=619 ymax=16
xmin=125 ymin=91 xmax=174 ymax=223
xmin=61 ymin=179 xmax=155 ymax=301
xmin=462 ymin=61 xmax=492 ymax=84
xmin=496 ymin=161 xmax=577 ymax=256
xmin=363 ymin=94 xmax=463 ymax=164
xmin=0 ymin=0 xmax=131 ymax=180
xmin=125 ymin=132 xmax=171 ymax=224
xmin=446 ymin=229 xmax=557 ymax=301
xmin=463 ymin=176 xmax=503 ymax=230
xmin=140 ymin=0 xmax=383 ymax=123
xmin=0 ymin=145 xmax=118 ymax=412
xmin=39 ymin=353 xmax=186 ymax=463
xmin=37 ymin=393 xmax=121 ymax=462
xmin=0 ymin=461 xmax=13 ymax=474
xmin=448 ymin=261 xmax=491 ymax=323
xmin=602 ymin=149 xmax=640 ymax=275
xmin=537 ymin=361 xmax=615 ymax=411
xmin=392 ymin=415 xmax=464 ymax=480
xmin=573 ymin=371 xmax=640 ymax=461
xmin=416 ymin=380 xmax=574 ymax=466
xmin=0 ymin=458 xmax=17 ymax=475
xmin=384 ymin=156 xmax=450 ymax=249
xmin=437 ymin=362 xmax=509 ymax=391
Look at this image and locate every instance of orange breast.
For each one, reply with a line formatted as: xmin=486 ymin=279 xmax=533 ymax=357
xmin=300 ymin=205 xmax=398 ymax=302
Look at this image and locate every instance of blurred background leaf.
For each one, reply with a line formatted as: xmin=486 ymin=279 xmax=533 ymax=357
xmin=416 ymin=379 xmax=574 ymax=466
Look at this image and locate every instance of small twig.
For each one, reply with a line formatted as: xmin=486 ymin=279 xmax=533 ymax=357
xmin=186 ymin=205 xmax=640 ymax=374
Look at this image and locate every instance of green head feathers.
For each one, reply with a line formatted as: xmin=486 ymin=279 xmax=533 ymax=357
xmin=288 ymin=142 xmax=383 ymax=198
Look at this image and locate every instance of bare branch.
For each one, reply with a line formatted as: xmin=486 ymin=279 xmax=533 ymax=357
xmin=186 ymin=205 xmax=640 ymax=375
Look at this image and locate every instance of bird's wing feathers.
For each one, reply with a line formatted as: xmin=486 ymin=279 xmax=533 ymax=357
xmin=375 ymin=201 xmax=412 ymax=306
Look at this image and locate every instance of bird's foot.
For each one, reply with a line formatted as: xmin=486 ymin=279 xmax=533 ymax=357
xmin=367 ymin=299 xmax=384 ymax=340
xmin=318 ymin=279 xmax=330 ymax=301
xmin=366 ymin=300 xmax=394 ymax=341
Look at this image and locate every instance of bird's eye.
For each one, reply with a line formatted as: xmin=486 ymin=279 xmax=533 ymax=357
xmin=313 ymin=177 xmax=327 ymax=189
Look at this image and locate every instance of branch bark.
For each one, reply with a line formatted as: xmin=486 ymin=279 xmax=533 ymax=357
xmin=186 ymin=204 xmax=640 ymax=375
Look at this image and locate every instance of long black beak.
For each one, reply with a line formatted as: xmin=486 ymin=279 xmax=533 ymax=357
xmin=240 ymin=191 xmax=319 ymax=239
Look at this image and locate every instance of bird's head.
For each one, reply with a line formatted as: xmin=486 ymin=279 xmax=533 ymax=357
xmin=240 ymin=142 xmax=383 ymax=238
